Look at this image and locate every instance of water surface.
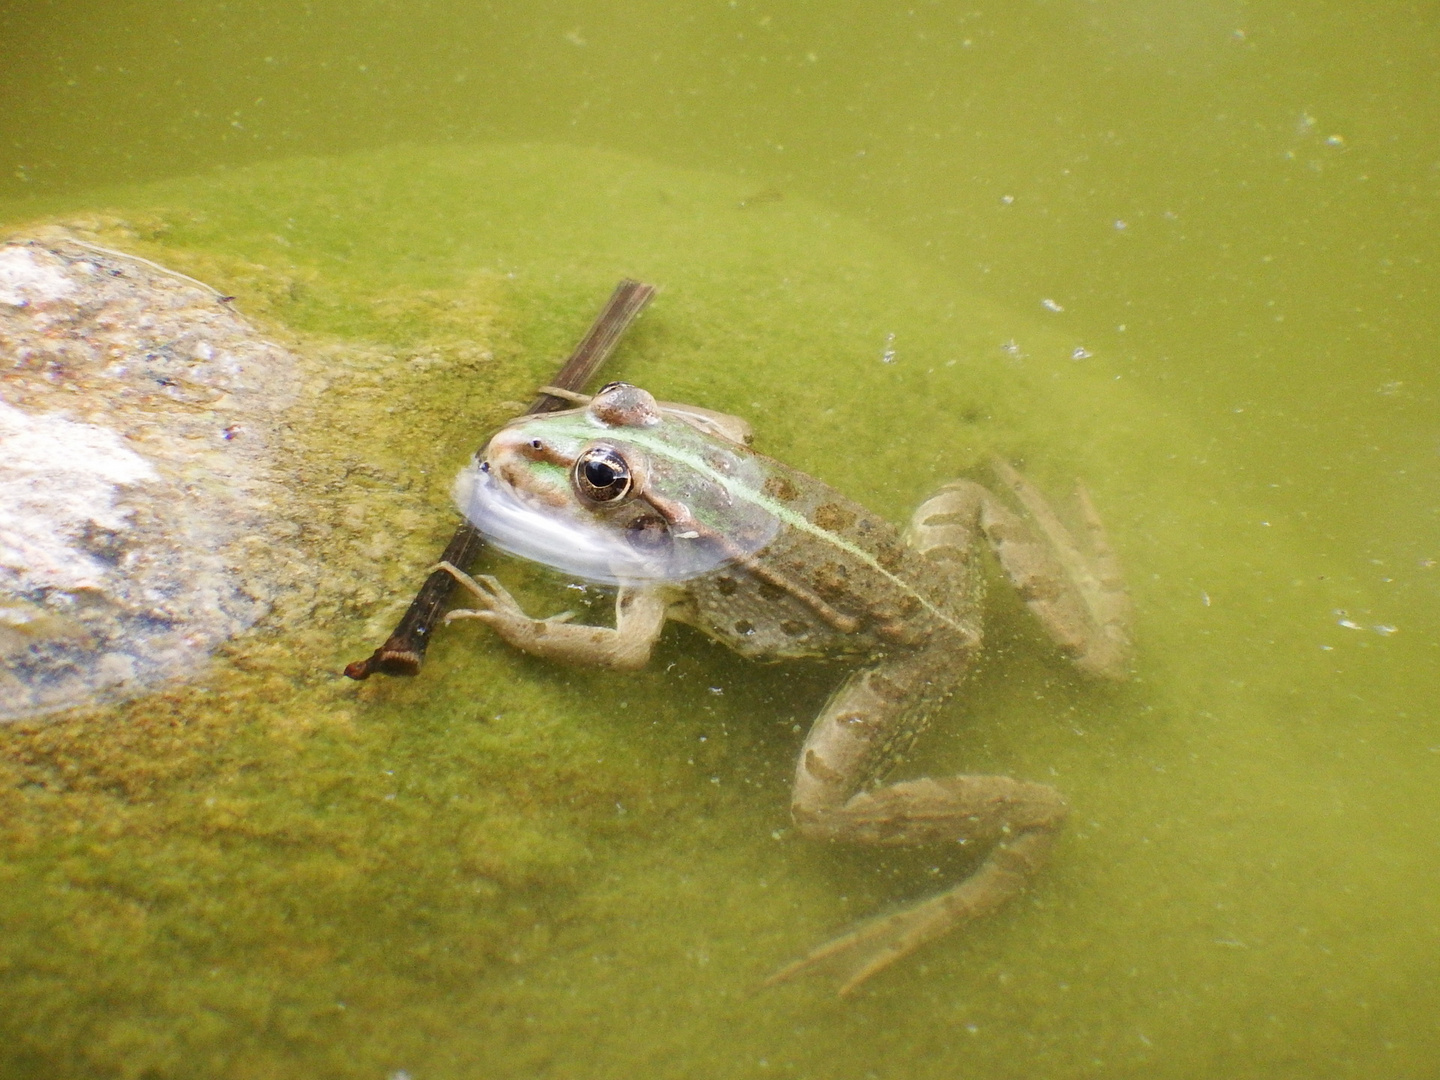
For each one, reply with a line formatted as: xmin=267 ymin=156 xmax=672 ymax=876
xmin=1 ymin=3 xmax=1436 ymax=1078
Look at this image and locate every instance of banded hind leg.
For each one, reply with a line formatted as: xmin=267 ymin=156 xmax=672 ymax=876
xmin=770 ymin=464 xmax=1128 ymax=994
xmin=906 ymin=463 xmax=1132 ymax=678
xmin=769 ymin=646 xmax=1069 ymax=996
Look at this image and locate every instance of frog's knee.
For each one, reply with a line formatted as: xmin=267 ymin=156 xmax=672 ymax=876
xmin=905 ymin=481 xmax=987 ymax=557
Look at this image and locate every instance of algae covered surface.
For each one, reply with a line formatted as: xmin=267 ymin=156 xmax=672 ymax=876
xmin=0 ymin=144 xmax=1436 ymax=1079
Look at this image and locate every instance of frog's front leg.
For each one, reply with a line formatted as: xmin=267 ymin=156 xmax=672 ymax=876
xmin=435 ymin=562 xmax=666 ymax=670
xmin=769 ymin=647 xmax=1068 ymax=996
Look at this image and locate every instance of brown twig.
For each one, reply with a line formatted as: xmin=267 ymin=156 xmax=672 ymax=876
xmin=344 ymin=278 xmax=657 ymax=679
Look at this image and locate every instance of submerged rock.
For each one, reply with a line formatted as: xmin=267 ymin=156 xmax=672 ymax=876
xmin=0 ymin=235 xmax=304 ymax=720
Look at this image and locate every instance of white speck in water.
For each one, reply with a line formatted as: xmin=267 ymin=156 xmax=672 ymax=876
xmin=1041 ymin=298 xmax=1064 ymax=313
xmin=1072 ymin=346 xmax=1093 ymax=360
xmin=1338 ymin=619 xmax=1362 ymax=630
xmin=1374 ymin=625 xmax=1398 ymax=636
xmin=881 ymin=332 xmax=897 ymax=364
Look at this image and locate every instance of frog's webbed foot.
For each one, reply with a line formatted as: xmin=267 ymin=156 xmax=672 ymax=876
xmin=432 ymin=561 xmax=665 ymax=670
xmin=766 ymin=822 xmax=1059 ymax=996
xmin=906 ymin=464 xmax=1132 ymax=679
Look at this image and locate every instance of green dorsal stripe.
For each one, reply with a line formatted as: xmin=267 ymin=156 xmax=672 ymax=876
xmin=623 ymin=426 xmax=963 ymax=633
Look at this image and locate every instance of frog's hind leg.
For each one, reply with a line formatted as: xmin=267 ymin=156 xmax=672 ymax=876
xmin=770 ymin=651 xmax=1069 ymax=996
xmin=905 ymin=468 xmax=1132 ymax=679
xmin=985 ymin=459 xmax=1131 ymax=678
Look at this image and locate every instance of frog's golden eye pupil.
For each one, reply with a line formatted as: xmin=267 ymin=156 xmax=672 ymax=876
xmin=574 ymin=446 xmax=633 ymax=503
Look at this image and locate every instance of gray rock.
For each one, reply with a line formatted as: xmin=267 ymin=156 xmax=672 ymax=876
xmin=0 ymin=235 xmax=303 ymax=719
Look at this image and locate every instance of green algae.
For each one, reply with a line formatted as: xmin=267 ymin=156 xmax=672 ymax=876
xmin=0 ymin=143 xmax=1435 ymax=1080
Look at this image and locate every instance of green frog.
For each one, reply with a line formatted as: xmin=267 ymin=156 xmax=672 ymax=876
xmin=443 ymin=381 xmax=1131 ymax=995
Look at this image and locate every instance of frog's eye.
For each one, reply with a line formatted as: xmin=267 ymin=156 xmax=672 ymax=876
xmin=573 ymin=446 xmax=634 ymax=504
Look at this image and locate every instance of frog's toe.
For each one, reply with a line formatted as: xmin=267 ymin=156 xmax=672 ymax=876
xmin=767 ymin=897 xmax=959 ymax=996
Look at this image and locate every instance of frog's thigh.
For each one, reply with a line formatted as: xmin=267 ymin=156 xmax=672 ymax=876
xmin=906 ymin=475 xmax=1131 ymax=679
xmin=902 ymin=478 xmax=987 ymax=563
xmin=783 ymin=655 xmax=1067 ymax=994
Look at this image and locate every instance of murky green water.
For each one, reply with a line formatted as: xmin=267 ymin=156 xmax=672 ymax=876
xmin=2 ymin=3 xmax=1438 ymax=1078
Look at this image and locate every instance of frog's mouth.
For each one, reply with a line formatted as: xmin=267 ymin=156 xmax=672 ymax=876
xmin=452 ymin=459 xmax=772 ymax=585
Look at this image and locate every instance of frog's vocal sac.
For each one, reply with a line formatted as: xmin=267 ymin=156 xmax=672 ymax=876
xmin=447 ymin=381 xmax=1132 ymax=995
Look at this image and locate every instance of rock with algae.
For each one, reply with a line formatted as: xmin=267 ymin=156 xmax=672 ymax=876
xmin=0 ymin=234 xmax=304 ymax=720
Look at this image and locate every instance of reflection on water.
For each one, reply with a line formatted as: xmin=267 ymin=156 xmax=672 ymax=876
xmin=0 ymin=3 xmax=1436 ymax=1078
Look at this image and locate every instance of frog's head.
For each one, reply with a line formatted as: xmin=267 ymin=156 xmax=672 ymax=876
xmin=454 ymin=383 xmax=779 ymax=584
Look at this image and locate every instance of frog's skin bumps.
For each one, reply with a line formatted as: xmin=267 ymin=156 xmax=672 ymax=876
xmin=446 ymin=382 xmax=1131 ymax=995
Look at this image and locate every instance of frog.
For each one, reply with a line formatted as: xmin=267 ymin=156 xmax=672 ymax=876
xmin=441 ymin=381 xmax=1131 ymax=995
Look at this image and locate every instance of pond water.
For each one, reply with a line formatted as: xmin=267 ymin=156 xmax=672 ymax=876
xmin=1 ymin=3 xmax=1437 ymax=1079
